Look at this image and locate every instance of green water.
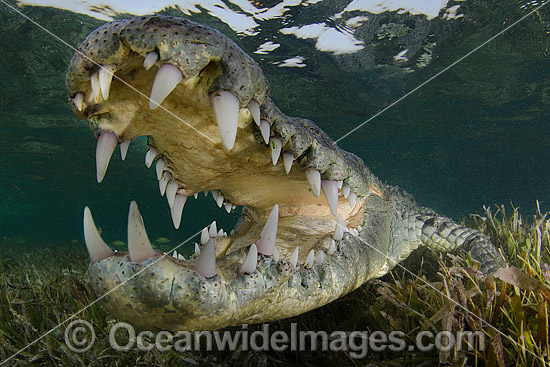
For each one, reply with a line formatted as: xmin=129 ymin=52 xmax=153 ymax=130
xmin=0 ymin=0 xmax=549 ymax=254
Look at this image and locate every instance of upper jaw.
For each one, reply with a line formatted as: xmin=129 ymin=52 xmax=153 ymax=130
xmin=70 ymin=15 xmax=383 ymax=330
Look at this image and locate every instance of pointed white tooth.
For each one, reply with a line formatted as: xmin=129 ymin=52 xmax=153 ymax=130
xmin=337 ymin=180 xmax=343 ymax=190
xmin=259 ymin=119 xmax=270 ymax=144
xmin=143 ymin=51 xmax=159 ymax=70
xmin=333 ymin=214 xmax=347 ymax=241
xmin=99 ymin=64 xmax=115 ymax=101
xmin=209 ymin=221 xmax=218 ymax=237
xmin=156 ymin=158 xmax=166 ymax=180
xmin=210 ymin=91 xmax=240 ymax=150
xmin=120 ymin=140 xmax=130 ymax=161
xmin=201 ymin=227 xmax=210 ymax=245
xmin=83 ymin=207 xmax=114 ymax=262
xmin=171 ymin=194 xmax=187 ymax=229
xmin=224 ymin=203 xmax=232 ymax=213
xmin=90 ymin=72 xmax=101 ymax=103
xmin=305 ymin=250 xmax=315 ymax=268
xmin=248 ymin=100 xmax=260 ymax=126
xmin=357 ymin=225 xmax=363 ymax=232
xmin=327 ymin=239 xmax=336 ymax=255
xmin=204 ymin=190 xmax=209 ymax=197
xmin=305 ymin=169 xmax=321 ymax=197
xmin=195 ymin=238 xmax=216 ymax=278
xmin=217 ymin=229 xmax=224 ymax=237
xmin=211 ymin=190 xmax=219 ymax=201
xmin=273 ymin=246 xmax=280 ymax=262
xmin=321 ymin=180 xmax=339 ymax=216
xmin=237 ymin=244 xmax=258 ymax=275
xmin=145 ymin=147 xmax=158 ymax=168
xmin=230 ymin=229 xmax=235 ymax=236
xmin=216 ymin=194 xmax=224 ymax=208
xmin=193 ymin=193 xmax=198 ymax=199
xmin=166 ymin=180 xmax=178 ymax=208
xmin=177 ymin=253 xmax=185 ymax=260
xmin=149 ymin=64 xmax=183 ymax=110
xmin=232 ymin=204 xmax=237 ymax=210
xmin=127 ymin=201 xmax=156 ymax=263
xmin=289 ymin=247 xmax=299 ymax=268
xmin=96 ymin=130 xmax=118 ymax=183
xmin=73 ymin=93 xmax=84 ymax=111
xmin=349 ymin=228 xmax=359 ymax=236
xmin=195 ymin=243 xmax=201 ymax=256
xmin=172 ymin=250 xmax=178 ymax=258
xmin=159 ymin=172 xmax=170 ymax=196
xmin=348 ymin=192 xmax=357 ymax=208
xmin=342 ymin=184 xmax=351 ymax=199
xmin=283 ymin=152 xmax=294 ymax=174
xmin=256 ymin=204 xmax=278 ymax=256
xmin=270 ymin=137 xmax=282 ymax=165
xmin=315 ymin=251 xmax=325 ymax=266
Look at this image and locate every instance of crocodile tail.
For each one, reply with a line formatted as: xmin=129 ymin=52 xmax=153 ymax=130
xmin=415 ymin=213 xmax=506 ymax=273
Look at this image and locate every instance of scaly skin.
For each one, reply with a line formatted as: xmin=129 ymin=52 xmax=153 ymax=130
xmin=67 ymin=15 xmax=505 ymax=331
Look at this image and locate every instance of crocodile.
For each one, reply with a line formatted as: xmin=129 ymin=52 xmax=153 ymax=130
xmin=66 ymin=15 xmax=505 ymax=331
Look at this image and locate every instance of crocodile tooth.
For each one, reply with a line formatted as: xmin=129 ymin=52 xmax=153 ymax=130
xmin=99 ymin=64 xmax=115 ymax=100
xmin=127 ymin=201 xmax=156 ymax=263
xmin=238 ymin=244 xmax=258 ymax=275
xmin=90 ymin=72 xmax=100 ymax=103
xmin=195 ymin=238 xmax=216 ymax=278
xmin=348 ymin=192 xmax=357 ymax=208
xmin=259 ymin=119 xmax=270 ymax=144
xmin=83 ymin=206 xmax=114 ymax=262
xmin=256 ymin=204 xmax=278 ymax=256
xmin=315 ymin=251 xmax=325 ymax=266
xmin=96 ymin=130 xmax=118 ymax=183
xmin=327 ymin=239 xmax=336 ymax=255
xmin=195 ymin=243 xmax=200 ymax=256
xmin=289 ymin=247 xmax=299 ymax=268
xmin=216 ymin=229 xmax=223 ymax=237
xmin=305 ymin=250 xmax=315 ymax=268
xmin=211 ymin=190 xmax=219 ymax=201
xmin=270 ymin=137 xmax=282 ymax=165
xmin=224 ymin=203 xmax=232 ymax=213
xmin=145 ymin=147 xmax=158 ymax=168
xmin=73 ymin=93 xmax=84 ymax=111
xmin=333 ymin=214 xmax=347 ymax=241
xmin=273 ymin=246 xmax=280 ymax=262
xmin=248 ymin=100 xmax=260 ymax=126
xmin=209 ymin=221 xmax=218 ymax=237
xmin=306 ymin=169 xmax=321 ymax=197
xmin=321 ymin=180 xmax=339 ymax=216
xmin=120 ymin=140 xmax=130 ymax=161
xmin=342 ymin=184 xmax=351 ymax=199
xmin=159 ymin=172 xmax=170 ymax=196
xmin=178 ymin=253 xmax=185 ymax=260
xmin=216 ymin=194 xmax=224 ymax=208
xmin=357 ymin=225 xmax=363 ymax=232
xmin=283 ymin=152 xmax=294 ymax=174
xmin=204 ymin=190 xmax=209 ymax=197
xmin=337 ymin=180 xmax=343 ymax=190
xmin=172 ymin=250 xmax=178 ymax=258
xmin=166 ymin=180 xmax=178 ymax=208
xmin=155 ymin=158 xmax=166 ymax=180
xmin=149 ymin=64 xmax=183 ymax=110
xmin=193 ymin=193 xmax=198 ymax=199
xmin=349 ymin=228 xmax=359 ymax=236
xmin=171 ymin=194 xmax=187 ymax=229
xmin=210 ymin=91 xmax=240 ymax=150
xmin=143 ymin=51 xmax=159 ymax=70
xmin=200 ymin=227 xmax=210 ymax=245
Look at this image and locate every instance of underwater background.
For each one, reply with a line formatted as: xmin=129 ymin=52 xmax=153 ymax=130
xmin=0 ymin=0 xmax=549 ymax=261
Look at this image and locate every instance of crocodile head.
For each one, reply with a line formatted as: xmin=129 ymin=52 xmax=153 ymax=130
xmin=67 ymin=15 xmax=390 ymax=331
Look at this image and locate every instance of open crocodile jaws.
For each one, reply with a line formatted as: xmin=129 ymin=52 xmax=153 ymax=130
xmin=67 ymin=15 xmax=504 ymax=331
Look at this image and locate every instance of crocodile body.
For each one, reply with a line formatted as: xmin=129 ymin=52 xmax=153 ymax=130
xmin=67 ymin=15 xmax=504 ymax=331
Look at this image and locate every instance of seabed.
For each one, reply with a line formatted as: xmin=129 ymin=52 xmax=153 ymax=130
xmin=1 ymin=204 xmax=549 ymax=366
